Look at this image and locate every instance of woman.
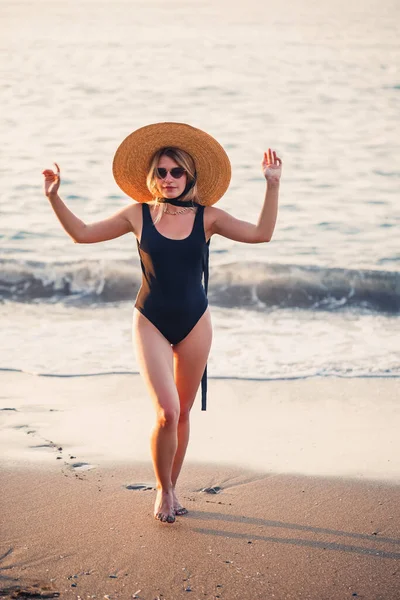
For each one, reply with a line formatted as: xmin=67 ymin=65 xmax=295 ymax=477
xmin=42 ymin=122 xmax=282 ymax=524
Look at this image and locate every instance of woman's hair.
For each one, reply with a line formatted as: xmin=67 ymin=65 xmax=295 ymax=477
xmin=146 ymin=147 xmax=200 ymax=222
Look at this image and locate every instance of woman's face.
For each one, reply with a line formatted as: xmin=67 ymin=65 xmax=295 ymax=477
xmin=155 ymin=155 xmax=187 ymax=200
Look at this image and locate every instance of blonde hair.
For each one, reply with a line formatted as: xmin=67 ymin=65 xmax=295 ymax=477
xmin=146 ymin=147 xmax=201 ymax=223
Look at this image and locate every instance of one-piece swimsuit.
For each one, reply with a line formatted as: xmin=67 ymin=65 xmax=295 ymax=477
xmin=135 ymin=202 xmax=210 ymax=409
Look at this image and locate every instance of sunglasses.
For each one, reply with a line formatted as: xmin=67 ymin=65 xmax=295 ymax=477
xmin=155 ymin=167 xmax=186 ymax=179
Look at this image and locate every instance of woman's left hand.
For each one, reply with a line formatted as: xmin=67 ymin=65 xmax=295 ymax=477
xmin=262 ymin=149 xmax=282 ymax=183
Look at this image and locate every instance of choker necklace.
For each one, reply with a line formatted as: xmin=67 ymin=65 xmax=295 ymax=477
xmin=157 ymin=197 xmax=199 ymax=215
xmin=157 ymin=198 xmax=200 ymax=208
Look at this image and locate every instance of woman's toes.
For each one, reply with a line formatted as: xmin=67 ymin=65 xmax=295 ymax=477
xmin=174 ymin=506 xmax=188 ymax=516
xmin=172 ymin=490 xmax=188 ymax=516
xmin=166 ymin=514 xmax=176 ymax=523
xmin=154 ymin=511 xmax=175 ymax=523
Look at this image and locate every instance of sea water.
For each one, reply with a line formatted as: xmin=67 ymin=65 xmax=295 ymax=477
xmin=1 ymin=0 xmax=399 ymax=381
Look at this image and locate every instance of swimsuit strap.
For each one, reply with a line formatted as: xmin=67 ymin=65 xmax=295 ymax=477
xmin=136 ymin=203 xmax=152 ymax=246
xmin=201 ymin=234 xmax=210 ymax=411
xmin=142 ymin=201 xmax=152 ymax=224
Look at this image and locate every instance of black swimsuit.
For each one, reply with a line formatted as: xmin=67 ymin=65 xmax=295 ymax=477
xmin=135 ymin=202 xmax=210 ymax=410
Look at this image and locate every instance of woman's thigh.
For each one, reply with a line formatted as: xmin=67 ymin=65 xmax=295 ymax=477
xmin=173 ymin=308 xmax=213 ymax=412
xmin=133 ymin=309 xmax=179 ymax=414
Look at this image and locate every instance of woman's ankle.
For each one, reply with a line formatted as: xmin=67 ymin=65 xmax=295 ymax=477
xmin=156 ymin=484 xmax=173 ymax=493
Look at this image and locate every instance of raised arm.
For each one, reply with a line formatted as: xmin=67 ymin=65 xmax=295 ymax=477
xmin=207 ymin=149 xmax=282 ymax=243
xmin=42 ymin=163 xmax=139 ymax=244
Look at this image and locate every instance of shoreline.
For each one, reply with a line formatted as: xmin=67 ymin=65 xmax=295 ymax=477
xmin=2 ymin=365 xmax=400 ymax=379
xmin=1 ymin=371 xmax=399 ymax=482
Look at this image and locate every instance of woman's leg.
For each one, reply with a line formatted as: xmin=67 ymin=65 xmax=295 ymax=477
xmin=171 ymin=308 xmax=213 ymax=512
xmin=133 ymin=309 xmax=179 ymax=523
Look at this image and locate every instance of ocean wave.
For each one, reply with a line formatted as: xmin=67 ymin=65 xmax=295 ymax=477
xmin=0 ymin=258 xmax=399 ymax=314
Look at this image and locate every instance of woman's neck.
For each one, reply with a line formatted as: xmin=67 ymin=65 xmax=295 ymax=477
xmin=157 ymin=198 xmax=200 ymax=207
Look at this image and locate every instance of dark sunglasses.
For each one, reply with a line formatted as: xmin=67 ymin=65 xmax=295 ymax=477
xmin=155 ymin=167 xmax=186 ymax=179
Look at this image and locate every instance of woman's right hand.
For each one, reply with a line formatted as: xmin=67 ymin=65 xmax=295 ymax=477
xmin=42 ymin=163 xmax=61 ymax=198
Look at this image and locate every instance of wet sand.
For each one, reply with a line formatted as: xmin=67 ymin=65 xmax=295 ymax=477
xmin=1 ymin=372 xmax=399 ymax=599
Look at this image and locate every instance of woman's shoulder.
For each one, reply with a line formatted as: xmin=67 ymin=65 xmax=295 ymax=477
xmin=204 ymin=204 xmax=226 ymax=221
xmin=203 ymin=205 xmax=227 ymax=236
xmin=116 ymin=202 xmax=144 ymax=235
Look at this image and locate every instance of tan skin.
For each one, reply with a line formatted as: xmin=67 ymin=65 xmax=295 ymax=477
xmin=42 ymin=149 xmax=282 ymax=523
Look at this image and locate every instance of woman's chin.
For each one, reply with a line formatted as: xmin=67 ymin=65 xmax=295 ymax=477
xmin=160 ymin=190 xmax=181 ymax=199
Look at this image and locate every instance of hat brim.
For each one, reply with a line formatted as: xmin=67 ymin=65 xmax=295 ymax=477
xmin=112 ymin=122 xmax=231 ymax=205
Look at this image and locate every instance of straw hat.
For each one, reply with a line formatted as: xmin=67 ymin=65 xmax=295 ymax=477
xmin=112 ymin=122 xmax=231 ymax=205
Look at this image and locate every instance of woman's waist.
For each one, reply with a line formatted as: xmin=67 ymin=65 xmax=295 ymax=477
xmin=143 ymin=271 xmax=204 ymax=289
xmin=135 ymin=285 xmax=207 ymax=309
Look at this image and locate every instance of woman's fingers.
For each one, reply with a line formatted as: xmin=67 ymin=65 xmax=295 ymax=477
xmin=42 ymin=164 xmax=60 ymax=178
xmin=261 ymin=148 xmax=282 ymax=181
xmin=262 ymin=149 xmax=282 ymax=166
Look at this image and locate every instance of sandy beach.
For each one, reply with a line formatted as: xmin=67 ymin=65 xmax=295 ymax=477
xmin=2 ymin=0 xmax=400 ymax=597
xmin=1 ymin=372 xmax=399 ymax=599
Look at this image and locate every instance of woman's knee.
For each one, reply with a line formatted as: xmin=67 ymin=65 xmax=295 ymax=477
xmin=178 ymin=398 xmax=196 ymax=423
xmin=155 ymin=404 xmax=180 ymax=428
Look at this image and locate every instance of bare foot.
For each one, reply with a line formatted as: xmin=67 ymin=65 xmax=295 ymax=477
xmin=172 ymin=488 xmax=188 ymax=516
xmin=154 ymin=489 xmax=175 ymax=523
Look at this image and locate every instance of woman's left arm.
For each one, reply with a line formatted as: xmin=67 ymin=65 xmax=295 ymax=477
xmin=209 ymin=148 xmax=282 ymax=243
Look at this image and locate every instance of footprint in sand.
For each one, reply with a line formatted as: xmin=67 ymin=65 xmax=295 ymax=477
xmin=30 ymin=443 xmax=55 ymax=449
xmin=125 ymin=483 xmax=155 ymax=491
xmin=12 ymin=424 xmax=37 ymax=435
xmin=201 ymin=486 xmax=223 ymax=494
xmin=70 ymin=462 xmax=96 ymax=472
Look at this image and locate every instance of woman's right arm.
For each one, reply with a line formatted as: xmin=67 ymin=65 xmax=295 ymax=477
xmin=43 ymin=164 xmax=138 ymax=244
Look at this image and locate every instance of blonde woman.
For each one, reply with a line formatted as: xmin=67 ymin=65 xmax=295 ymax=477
xmin=43 ymin=122 xmax=282 ymax=524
